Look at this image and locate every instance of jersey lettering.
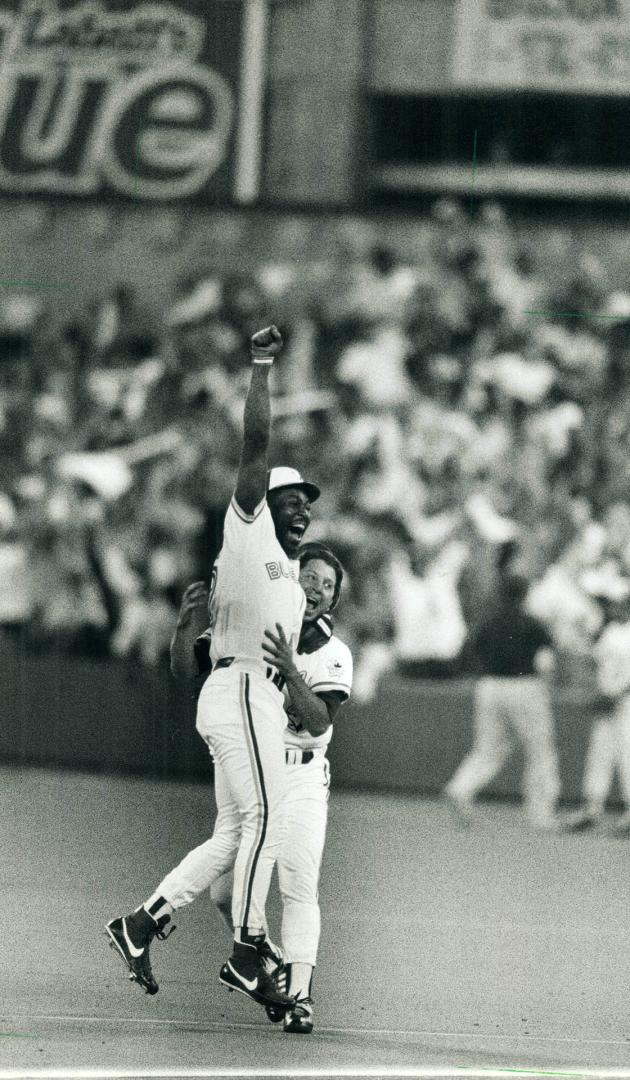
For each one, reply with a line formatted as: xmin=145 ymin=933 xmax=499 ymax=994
xmin=266 ymin=560 xmax=299 ymax=582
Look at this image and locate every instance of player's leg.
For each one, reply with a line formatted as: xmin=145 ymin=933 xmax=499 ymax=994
xmin=610 ymin=695 xmax=630 ymax=834
xmin=211 ymin=869 xmax=234 ymax=930
xmin=148 ymin=762 xmax=241 ymax=911
xmin=201 ymin=674 xmax=291 ymax=1008
xmin=514 ymin=679 xmax=559 ymax=829
xmin=444 ymin=678 xmax=511 ymax=819
xmin=226 ymin=680 xmax=288 ymax=938
xmin=105 ymin=762 xmax=240 ymax=994
xmin=211 ymin=869 xmax=284 ymax=978
xmin=565 ymin=714 xmax=615 ymax=829
xmin=276 ymin=758 xmax=330 ymax=1035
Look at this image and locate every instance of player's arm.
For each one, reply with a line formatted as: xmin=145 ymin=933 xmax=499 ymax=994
xmin=283 ymin=670 xmax=335 ymax=736
xmin=170 ymin=580 xmax=210 ymax=681
xmin=234 ymin=325 xmax=283 ymax=516
xmin=262 ymin=622 xmax=333 ymax=736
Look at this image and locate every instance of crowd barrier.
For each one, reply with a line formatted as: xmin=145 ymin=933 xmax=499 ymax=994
xmin=0 ymin=634 xmax=617 ymax=805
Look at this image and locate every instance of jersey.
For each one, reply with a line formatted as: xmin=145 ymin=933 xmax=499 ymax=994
xmin=208 ymin=494 xmax=305 ymax=670
xmin=594 ymin=620 xmax=630 ymax=699
xmin=284 ymin=632 xmax=353 ymax=751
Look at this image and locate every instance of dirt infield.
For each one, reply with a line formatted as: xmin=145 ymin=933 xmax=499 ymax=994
xmin=2 ymin=764 xmax=630 ymax=1079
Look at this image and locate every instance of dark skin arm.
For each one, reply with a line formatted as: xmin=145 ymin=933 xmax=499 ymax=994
xmin=263 ymin=622 xmax=337 ymax=737
xmin=234 ymin=325 xmax=283 ymax=516
xmin=170 ymin=580 xmax=209 ymax=682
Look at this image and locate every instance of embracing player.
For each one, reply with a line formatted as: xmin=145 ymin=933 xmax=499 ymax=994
xmin=106 ymin=326 xmax=319 ymax=1014
xmin=106 ymin=542 xmax=352 ymax=1035
xmin=212 ymin=541 xmax=352 ymax=1033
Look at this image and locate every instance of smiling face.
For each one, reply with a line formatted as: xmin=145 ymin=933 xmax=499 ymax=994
xmin=267 ymin=486 xmax=312 ymax=557
xmin=299 ymin=557 xmax=337 ymax=622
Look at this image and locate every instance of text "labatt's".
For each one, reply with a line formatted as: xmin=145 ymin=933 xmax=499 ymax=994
xmin=0 ymin=0 xmax=235 ymax=198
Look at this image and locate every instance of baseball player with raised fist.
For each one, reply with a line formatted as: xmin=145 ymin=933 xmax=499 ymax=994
xmin=106 ymin=325 xmax=320 ymax=1014
xmin=212 ymin=542 xmax=353 ymax=1034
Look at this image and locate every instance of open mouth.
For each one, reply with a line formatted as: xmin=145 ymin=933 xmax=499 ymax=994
xmin=287 ymin=523 xmax=306 ymax=542
xmin=305 ymin=595 xmax=318 ymax=612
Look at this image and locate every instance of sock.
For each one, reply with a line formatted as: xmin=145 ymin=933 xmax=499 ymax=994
xmin=234 ymin=926 xmax=264 ymax=947
xmin=143 ymin=894 xmax=174 ymax=924
xmin=288 ymin=962 xmax=314 ymax=1000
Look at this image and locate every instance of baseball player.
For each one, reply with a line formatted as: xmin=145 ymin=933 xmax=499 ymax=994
xmin=211 ymin=542 xmax=353 ymax=1034
xmin=106 ymin=544 xmax=351 ymax=1036
xmin=562 ymin=586 xmax=630 ymax=835
xmin=444 ymin=574 xmax=560 ymax=830
xmin=106 ymin=325 xmax=319 ymax=1013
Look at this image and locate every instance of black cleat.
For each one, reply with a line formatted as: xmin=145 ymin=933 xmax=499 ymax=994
xmin=284 ymin=995 xmax=314 ymax=1034
xmin=219 ymin=948 xmax=294 ymax=1011
xmin=258 ymin=937 xmax=283 ymax=974
xmin=262 ymin=954 xmax=288 ymax=1024
xmin=105 ymin=909 xmax=174 ymax=995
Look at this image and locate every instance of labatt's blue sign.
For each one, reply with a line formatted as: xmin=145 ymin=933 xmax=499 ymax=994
xmin=0 ymin=0 xmax=238 ymax=199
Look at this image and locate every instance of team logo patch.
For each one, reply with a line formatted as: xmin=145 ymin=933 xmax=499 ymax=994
xmin=327 ymin=658 xmax=344 ymax=677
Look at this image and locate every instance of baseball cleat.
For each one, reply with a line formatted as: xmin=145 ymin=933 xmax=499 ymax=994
xmin=283 ymin=995 xmax=314 ymax=1034
xmin=105 ymin=909 xmax=174 ymax=995
xmin=258 ymin=937 xmax=283 ymax=974
xmin=219 ymin=952 xmax=295 ymax=1011
xmin=263 ymin=959 xmax=288 ymax=1023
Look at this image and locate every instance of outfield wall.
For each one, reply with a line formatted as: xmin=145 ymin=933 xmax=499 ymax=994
xmin=0 ymin=635 xmax=616 ymax=805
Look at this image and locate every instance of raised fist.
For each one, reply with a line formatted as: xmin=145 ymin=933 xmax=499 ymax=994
xmin=251 ymin=324 xmax=283 ymax=359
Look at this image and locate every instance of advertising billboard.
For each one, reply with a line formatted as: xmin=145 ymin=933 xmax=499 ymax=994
xmin=0 ymin=0 xmax=250 ymax=201
xmin=454 ymin=0 xmax=630 ymax=94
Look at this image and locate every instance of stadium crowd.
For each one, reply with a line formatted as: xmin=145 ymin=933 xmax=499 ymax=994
xmin=1 ymin=199 xmax=630 ymax=699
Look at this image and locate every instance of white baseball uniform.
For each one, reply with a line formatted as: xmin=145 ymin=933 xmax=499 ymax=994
xmin=581 ymin=620 xmax=630 ymax=810
xmin=156 ymin=614 xmax=353 ymax=969
xmin=195 ymin=493 xmax=305 ymax=934
xmin=279 ymin=624 xmax=353 ymax=967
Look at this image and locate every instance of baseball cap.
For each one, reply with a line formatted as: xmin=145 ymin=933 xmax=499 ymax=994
xmin=267 ymin=466 xmax=320 ymax=503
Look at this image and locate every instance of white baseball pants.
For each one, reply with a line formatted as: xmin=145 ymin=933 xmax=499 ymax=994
xmin=277 ymin=753 xmax=330 ymax=966
xmin=446 ymin=675 xmax=560 ymax=825
xmin=155 ymin=762 xmax=240 ymax=908
xmin=195 ymin=666 xmax=288 ymax=935
xmin=581 ymin=697 xmax=630 ymax=810
xmin=157 ymin=750 xmax=331 ymax=968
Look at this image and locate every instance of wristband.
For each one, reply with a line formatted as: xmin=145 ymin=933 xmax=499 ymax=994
xmin=251 ymin=353 xmax=274 ymax=365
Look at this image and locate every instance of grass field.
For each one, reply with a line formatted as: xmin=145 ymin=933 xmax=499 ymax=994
xmin=2 ymin=763 xmax=630 ymax=1080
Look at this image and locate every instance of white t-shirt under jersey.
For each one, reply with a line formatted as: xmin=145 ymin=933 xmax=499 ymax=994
xmin=284 ymin=631 xmax=353 ymax=751
xmin=209 ymin=494 xmax=305 ymax=670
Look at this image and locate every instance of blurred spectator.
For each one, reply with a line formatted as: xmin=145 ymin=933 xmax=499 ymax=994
xmin=2 ymin=196 xmax=630 ymax=689
xmin=389 ymin=538 xmax=467 ymax=679
xmin=0 ymin=492 xmax=30 ymax=635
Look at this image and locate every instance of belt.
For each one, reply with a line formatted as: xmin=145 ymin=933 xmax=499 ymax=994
xmin=285 ymin=748 xmax=315 ymax=765
xmin=213 ymin=656 xmax=286 ymax=693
